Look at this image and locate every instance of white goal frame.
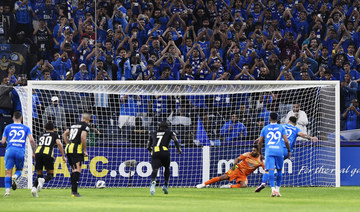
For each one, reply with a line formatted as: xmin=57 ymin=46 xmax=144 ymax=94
xmin=19 ymin=80 xmax=340 ymax=188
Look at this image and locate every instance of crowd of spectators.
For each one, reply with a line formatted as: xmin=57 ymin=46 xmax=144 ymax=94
xmin=0 ymin=0 xmax=360 ymax=142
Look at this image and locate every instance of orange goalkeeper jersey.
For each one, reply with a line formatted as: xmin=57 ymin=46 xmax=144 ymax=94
xmin=236 ymin=152 xmax=264 ymax=176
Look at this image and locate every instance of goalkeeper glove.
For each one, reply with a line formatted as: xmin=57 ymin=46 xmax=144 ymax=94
xmin=231 ymin=164 xmax=238 ymax=170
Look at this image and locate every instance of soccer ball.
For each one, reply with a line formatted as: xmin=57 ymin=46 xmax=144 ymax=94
xmin=95 ymin=180 xmax=106 ymax=189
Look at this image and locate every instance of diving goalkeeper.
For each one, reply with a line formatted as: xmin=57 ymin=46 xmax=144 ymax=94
xmin=196 ymin=144 xmax=264 ymax=188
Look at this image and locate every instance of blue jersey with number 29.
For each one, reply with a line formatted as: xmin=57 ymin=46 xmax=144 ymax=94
xmin=260 ymin=123 xmax=286 ymax=157
xmin=2 ymin=123 xmax=32 ymax=150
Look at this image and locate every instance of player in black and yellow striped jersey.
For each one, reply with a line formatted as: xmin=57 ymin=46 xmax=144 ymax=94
xmin=147 ymin=120 xmax=182 ymax=196
xmin=31 ymin=122 xmax=66 ymax=197
xmin=62 ymin=112 xmax=90 ymax=197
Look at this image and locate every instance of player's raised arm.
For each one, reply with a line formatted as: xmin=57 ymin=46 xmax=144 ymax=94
xmin=62 ymin=129 xmax=70 ymax=144
xmin=298 ymin=132 xmax=318 ymax=142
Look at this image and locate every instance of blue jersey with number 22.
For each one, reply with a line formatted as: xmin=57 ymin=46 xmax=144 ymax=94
xmin=2 ymin=123 xmax=32 ymax=150
xmin=260 ymin=123 xmax=286 ymax=157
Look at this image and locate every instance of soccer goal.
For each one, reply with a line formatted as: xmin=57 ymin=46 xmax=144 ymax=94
xmin=15 ymin=80 xmax=340 ymax=189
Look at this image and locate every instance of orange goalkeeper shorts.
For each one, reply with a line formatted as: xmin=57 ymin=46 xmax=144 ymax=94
xmin=226 ymin=168 xmax=248 ymax=184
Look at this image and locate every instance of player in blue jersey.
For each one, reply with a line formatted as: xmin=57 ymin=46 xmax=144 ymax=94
xmin=257 ymin=112 xmax=290 ymax=197
xmin=1 ymin=111 xmax=35 ymax=196
xmin=255 ymin=116 xmax=318 ymax=194
xmin=282 ymin=116 xmax=318 ymax=158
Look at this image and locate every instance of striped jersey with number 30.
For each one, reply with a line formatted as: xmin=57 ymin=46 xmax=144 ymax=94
xmin=36 ymin=132 xmax=59 ymax=156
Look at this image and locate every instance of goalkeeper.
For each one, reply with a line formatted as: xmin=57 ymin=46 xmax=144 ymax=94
xmin=196 ymin=144 xmax=264 ymax=189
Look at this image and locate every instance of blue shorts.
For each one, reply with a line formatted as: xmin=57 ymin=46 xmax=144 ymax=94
xmin=265 ymin=155 xmax=284 ymax=171
xmin=5 ymin=148 xmax=25 ymax=170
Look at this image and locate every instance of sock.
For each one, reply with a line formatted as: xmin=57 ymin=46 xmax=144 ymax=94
xmin=205 ymin=177 xmax=220 ymax=185
xmin=150 ymin=168 xmax=158 ymax=182
xmin=230 ymin=184 xmax=241 ymax=188
xmin=164 ymin=167 xmax=170 ymax=187
xmin=5 ymin=177 xmax=11 ymax=189
xmin=275 ymin=186 xmax=280 ymax=192
xmin=45 ymin=174 xmax=53 ymax=182
xmin=33 ymin=175 xmax=43 ymax=188
xmin=71 ymin=172 xmax=81 ymax=193
xmin=262 ymin=173 xmax=269 ymax=184
xmin=15 ymin=170 xmax=22 ymax=179
xmin=269 ymin=170 xmax=275 ymax=188
xmin=276 ymin=169 xmax=282 ymax=188
xmin=70 ymin=173 xmax=74 ymax=192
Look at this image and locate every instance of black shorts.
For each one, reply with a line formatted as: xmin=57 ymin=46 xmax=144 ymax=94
xmin=151 ymin=151 xmax=170 ymax=170
xmin=35 ymin=154 xmax=54 ymax=171
xmin=66 ymin=153 xmax=84 ymax=168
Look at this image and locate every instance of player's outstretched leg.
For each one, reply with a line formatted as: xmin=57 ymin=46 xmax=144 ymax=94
xmin=196 ymin=176 xmax=221 ymax=188
xmin=150 ymin=181 xmax=156 ymax=196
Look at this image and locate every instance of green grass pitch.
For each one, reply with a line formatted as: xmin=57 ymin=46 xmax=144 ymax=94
xmin=2 ymin=187 xmax=360 ymax=212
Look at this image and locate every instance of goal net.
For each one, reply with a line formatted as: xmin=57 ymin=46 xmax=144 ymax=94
xmin=16 ymin=81 xmax=340 ymax=188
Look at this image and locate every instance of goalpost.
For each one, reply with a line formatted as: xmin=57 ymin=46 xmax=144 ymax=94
xmin=15 ymin=80 xmax=340 ymax=189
